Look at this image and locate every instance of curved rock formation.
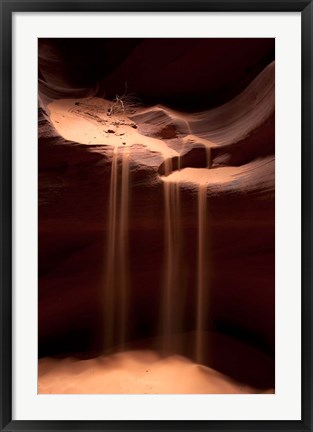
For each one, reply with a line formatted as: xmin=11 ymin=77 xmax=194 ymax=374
xmin=38 ymin=39 xmax=275 ymax=391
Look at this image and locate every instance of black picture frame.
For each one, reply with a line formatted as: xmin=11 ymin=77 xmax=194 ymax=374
xmin=1 ymin=1 xmax=312 ymax=431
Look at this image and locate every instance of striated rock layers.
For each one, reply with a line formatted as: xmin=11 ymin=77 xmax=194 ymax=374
xmin=38 ymin=39 xmax=275 ymax=389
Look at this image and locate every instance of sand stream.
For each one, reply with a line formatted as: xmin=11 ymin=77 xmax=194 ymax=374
xmin=105 ymin=146 xmax=130 ymax=350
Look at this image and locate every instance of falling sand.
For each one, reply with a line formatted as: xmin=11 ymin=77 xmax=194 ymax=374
xmin=105 ymin=145 xmax=130 ymax=350
xmin=41 ymin=73 xmax=275 ymax=394
xmin=162 ymin=157 xmax=182 ymax=354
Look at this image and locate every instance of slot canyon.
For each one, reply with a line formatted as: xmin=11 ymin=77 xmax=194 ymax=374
xmin=38 ymin=38 xmax=275 ymax=394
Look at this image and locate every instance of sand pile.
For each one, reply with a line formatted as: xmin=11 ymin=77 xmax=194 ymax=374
xmin=39 ymin=350 xmax=273 ymax=394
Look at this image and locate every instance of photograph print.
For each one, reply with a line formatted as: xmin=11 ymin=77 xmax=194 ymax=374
xmin=38 ymin=38 xmax=275 ymax=394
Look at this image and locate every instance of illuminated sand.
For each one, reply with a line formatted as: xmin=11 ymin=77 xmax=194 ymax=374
xmin=38 ymin=350 xmax=272 ymax=394
xmin=47 ymin=62 xmax=274 ymax=169
xmin=128 ymin=61 xmax=274 ymax=146
xmin=161 ymin=157 xmax=274 ymax=192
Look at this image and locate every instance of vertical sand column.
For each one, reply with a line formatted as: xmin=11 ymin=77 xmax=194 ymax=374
xmin=195 ymin=183 xmax=209 ymax=364
xmin=206 ymin=147 xmax=211 ymax=168
xmin=118 ymin=147 xmax=130 ymax=348
xmin=195 ymin=146 xmax=211 ymax=363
